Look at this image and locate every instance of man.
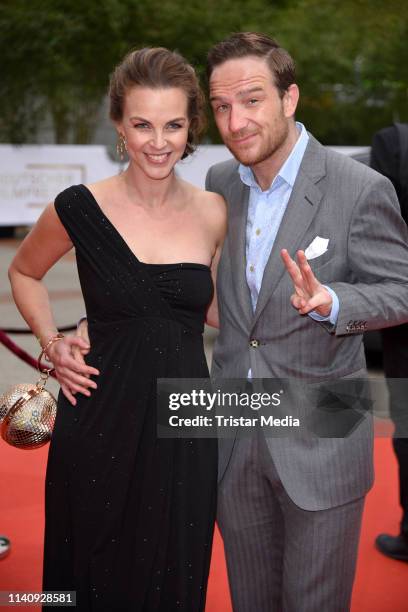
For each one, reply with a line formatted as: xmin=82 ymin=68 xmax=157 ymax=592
xmin=205 ymin=32 xmax=408 ymax=611
xmin=370 ymin=123 xmax=408 ymax=561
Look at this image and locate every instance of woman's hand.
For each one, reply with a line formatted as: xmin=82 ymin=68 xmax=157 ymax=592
xmin=72 ymin=318 xmax=91 ymax=364
xmin=47 ymin=331 xmax=99 ymax=406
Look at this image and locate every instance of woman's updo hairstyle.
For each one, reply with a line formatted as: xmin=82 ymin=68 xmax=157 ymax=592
xmin=109 ymin=47 xmax=206 ymax=158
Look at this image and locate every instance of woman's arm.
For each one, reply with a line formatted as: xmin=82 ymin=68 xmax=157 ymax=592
xmin=8 ymin=203 xmax=99 ymax=405
xmin=205 ymin=193 xmax=227 ymax=329
xmin=206 ymin=244 xmax=221 ymax=328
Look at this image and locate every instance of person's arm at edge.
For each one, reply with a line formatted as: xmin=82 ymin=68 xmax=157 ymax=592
xmin=8 ymin=203 xmax=99 ymax=405
xmin=205 ymin=168 xmax=226 ymax=328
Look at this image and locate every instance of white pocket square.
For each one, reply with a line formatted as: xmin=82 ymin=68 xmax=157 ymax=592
xmin=304 ymin=236 xmax=329 ymax=260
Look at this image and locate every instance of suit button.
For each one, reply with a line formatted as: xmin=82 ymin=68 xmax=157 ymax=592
xmin=249 ymin=339 xmax=260 ymax=348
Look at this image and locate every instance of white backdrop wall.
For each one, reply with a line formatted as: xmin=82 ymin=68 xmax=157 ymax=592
xmin=0 ymin=144 xmax=369 ymax=226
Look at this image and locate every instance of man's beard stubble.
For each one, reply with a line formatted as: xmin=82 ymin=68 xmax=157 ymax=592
xmin=226 ymin=119 xmax=289 ymax=168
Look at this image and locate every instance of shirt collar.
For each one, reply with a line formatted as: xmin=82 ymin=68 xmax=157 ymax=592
xmin=238 ymin=122 xmax=309 ymax=193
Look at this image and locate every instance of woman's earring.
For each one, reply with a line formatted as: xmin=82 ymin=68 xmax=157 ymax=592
xmin=116 ymin=134 xmax=127 ymax=161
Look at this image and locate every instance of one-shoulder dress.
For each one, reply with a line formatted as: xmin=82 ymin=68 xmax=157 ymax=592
xmin=42 ymin=185 xmax=218 ymax=611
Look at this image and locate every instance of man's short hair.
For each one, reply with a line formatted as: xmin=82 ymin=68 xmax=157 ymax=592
xmin=206 ymin=32 xmax=296 ymax=97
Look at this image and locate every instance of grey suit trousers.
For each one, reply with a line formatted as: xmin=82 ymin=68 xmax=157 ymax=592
xmin=217 ymin=433 xmax=365 ymax=612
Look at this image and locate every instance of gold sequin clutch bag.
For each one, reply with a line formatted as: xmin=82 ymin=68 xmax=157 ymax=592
xmin=0 ymin=352 xmax=57 ymax=450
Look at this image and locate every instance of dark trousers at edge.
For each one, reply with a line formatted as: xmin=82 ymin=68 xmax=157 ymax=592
xmin=382 ymin=323 xmax=408 ymax=538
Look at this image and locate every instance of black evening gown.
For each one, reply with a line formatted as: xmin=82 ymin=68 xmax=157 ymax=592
xmin=42 ymin=185 xmax=218 ymax=611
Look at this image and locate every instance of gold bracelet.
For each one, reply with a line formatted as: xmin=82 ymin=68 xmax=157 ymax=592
xmin=41 ymin=333 xmax=65 ymax=361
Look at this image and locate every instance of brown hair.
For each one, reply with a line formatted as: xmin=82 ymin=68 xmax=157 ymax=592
xmin=109 ymin=47 xmax=206 ymax=158
xmin=207 ymin=32 xmax=296 ymax=97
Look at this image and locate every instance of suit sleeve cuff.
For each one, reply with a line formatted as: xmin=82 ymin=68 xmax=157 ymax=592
xmin=308 ymin=286 xmax=339 ymax=325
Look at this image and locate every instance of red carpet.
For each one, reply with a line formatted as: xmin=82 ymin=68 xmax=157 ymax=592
xmin=0 ymin=439 xmax=406 ymax=611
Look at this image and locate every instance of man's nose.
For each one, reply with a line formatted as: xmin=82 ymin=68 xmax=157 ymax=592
xmin=229 ymin=107 xmax=248 ymax=134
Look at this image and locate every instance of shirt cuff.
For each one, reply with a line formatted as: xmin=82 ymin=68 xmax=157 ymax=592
xmin=308 ymin=286 xmax=339 ymax=325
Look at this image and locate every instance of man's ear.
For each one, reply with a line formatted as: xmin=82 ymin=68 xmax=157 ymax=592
xmin=283 ymin=84 xmax=299 ymax=119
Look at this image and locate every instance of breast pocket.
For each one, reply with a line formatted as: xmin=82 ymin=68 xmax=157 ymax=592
xmin=308 ymin=248 xmax=333 ymax=270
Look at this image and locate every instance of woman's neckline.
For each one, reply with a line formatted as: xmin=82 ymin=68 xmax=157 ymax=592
xmin=77 ymin=184 xmax=211 ymax=271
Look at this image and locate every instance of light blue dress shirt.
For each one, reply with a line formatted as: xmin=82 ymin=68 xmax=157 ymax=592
xmin=239 ymin=122 xmax=339 ymax=324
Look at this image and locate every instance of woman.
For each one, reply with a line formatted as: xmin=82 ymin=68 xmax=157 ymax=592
xmin=8 ymin=47 xmax=226 ymax=610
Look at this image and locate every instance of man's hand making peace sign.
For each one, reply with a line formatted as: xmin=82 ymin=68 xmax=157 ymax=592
xmin=281 ymin=249 xmax=333 ymax=318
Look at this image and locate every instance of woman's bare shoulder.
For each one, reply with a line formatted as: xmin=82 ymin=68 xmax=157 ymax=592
xmin=183 ymin=181 xmax=226 ymax=214
xmin=187 ymin=185 xmax=227 ymax=243
xmin=196 ymin=187 xmax=226 ymax=223
xmin=85 ymin=175 xmax=119 ymax=196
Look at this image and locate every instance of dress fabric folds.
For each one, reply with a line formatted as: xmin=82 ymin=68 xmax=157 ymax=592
xmin=42 ymin=185 xmax=217 ymax=611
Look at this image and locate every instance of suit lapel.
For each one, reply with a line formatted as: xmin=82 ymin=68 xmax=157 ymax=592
xmin=252 ymin=135 xmax=326 ymax=327
xmin=227 ymin=173 xmax=253 ymax=323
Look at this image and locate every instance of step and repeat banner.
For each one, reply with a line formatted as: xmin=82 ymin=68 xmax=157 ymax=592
xmin=0 ymin=144 xmax=369 ymax=226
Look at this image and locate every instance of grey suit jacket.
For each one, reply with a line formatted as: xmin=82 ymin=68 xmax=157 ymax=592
xmin=206 ymin=134 xmax=408 ymax=511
